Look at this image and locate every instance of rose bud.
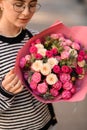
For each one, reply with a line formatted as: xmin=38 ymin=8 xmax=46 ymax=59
xmin=50 ymin=88 xmax=59 ymax=97
xmin=53 ymin=81 xmax=62 ymax=90
xmin=62 ymin=90 xmax=72 ymax=99
xmin=61 ymin=65 xmax=70 ymax=73
xmin=70 ymin=86 xmax=76 ymax=94
xmin=37 ymin=82 xmax=48 ymax=94
xmin=20 ymin=57 xmax=26 ymax=68
xmin=63 ymin=81 xmax=73 ymax=90
xmin=30 ymin=81 xmax=37 ymax=90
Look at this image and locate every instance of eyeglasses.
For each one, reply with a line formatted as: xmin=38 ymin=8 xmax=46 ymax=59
xmin=11 ymin=1 xmax=41 ymax=13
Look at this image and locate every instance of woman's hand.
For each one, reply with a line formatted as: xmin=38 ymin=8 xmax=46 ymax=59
xmin=2 ymin=69 xmax=23 ymax=94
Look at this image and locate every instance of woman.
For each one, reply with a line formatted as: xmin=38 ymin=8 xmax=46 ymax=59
xmin=0 ymin=0 xmax=57 ymax=130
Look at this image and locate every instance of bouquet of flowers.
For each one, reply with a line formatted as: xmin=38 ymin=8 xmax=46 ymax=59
xmin=15 ymin=21 xmax=87 ymax=103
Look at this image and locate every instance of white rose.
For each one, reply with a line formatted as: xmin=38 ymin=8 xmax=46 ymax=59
xmin=78 ymin=74 xmax=85 ymax=79
xmin=78 ymin=60 xmax=86 ymax=67
xmin=46 ymin=73 xmax=58 ymax=85
xmin=31 ymin=60 xmax=43 ymax=71
xmin=38 ymin=48 xmax=46 ymax=57
xmin=40 ymin=63 xmax=51 ymax=75
xmin=35 ymin=44 xmax=44 ymax=49
xmin=47 ymin=57 xmax=58 ymax=68
xmin=69 ymin=49 xmax=78 ymax=57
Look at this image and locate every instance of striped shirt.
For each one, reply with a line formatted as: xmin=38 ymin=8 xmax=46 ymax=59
xmin=0 ymin=29 xmax=57 ymax=130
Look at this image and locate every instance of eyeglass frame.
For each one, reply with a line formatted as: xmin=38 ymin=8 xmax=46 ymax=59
xmin=7 ymin=1 xmax=41 ymax=13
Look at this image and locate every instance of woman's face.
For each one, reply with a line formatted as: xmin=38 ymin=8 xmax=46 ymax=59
xmin=1 ymin=0 xmax=38 ymax=28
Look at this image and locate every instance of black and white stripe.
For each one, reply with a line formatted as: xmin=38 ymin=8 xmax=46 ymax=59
xmin=0 ymin=29 xmax=54 ymax=130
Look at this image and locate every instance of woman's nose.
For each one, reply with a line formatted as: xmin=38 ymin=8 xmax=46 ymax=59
xmin=21 ymin=6 xmax=30 ymax=16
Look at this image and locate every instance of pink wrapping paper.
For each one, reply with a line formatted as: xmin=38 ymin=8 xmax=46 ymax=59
xmin=14 ymin=21 xmax=87 ymax=103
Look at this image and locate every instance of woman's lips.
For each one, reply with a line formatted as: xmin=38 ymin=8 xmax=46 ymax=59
xmin=19 ymin=18 xmax=29 ymax=23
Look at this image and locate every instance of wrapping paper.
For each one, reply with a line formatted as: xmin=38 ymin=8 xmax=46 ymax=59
xmin=15 ymin=21 xmax=87 ymax=103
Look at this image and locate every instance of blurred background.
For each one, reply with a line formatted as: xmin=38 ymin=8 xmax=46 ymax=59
xmin=28 ymin=0 xmax=87 ymax=31
xmin=27 ymin=0 xmax=87 ymax=130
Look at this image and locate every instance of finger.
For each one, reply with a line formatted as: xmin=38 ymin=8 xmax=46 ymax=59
xmin=9 ymin=80 xmax=22 ymax=93
xmin=10 ymin=75 xmax=19 ymax=86
xmin=3 ymin=84 xmax=12 ymax=92
xmin=2 ymin=74 xmax=16 ymax=86
xmin=2 ymin=83 xmax=23 ymax=94
xmin=13 ymin=85 xmax=24 ymax=94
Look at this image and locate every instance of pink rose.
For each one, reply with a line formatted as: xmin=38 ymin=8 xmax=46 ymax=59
xmin=53 ymin=65 xmax=60 ymax=73
xmin=64 ymin=46 xmax=71 ymax=51
xmin=46 ymin=50 xmax=53 ymax=58
xmin=62 ymin=90 xmax=72 ymax=99
xmin=61 ymin=51 xmax=70 ymax=59
xmin=79 ymin=50 xmax=85 ymax=57
xmin=25 ymin=55 xmax=31 ymax=61
xmin=35 ymin=39 xmax=41 ymax=44
xmin=72 ymin=42 xmax=80 ymax=50
xmin=60 ymin=73 xmax=71 ymax=83
xmin=61 ymin=65 xmax=70 ymax=73
xmin=59 ymin=36 xmax=65 ymax=41
xmin=70 ymin=86 xmax=76 ymax=94
xmin=52 ymin=48 xmax=58 ymax=55
xmin=50 ymin=34 xmax=59 ymax=39
xmin=50 ymin=88 xmax=59 ymax=97
xmin=29 ymin=46 xmax=37 ymax=54
xmin=76 ymin=66 xmax=83 ymax=74
xmin=37 ymin=82 xmax=48 ymax=94
xmin=65 ymin=39 xmax=72 ymax=46
xmin=61 ymin=41 xmax=67 ymax=46
xmin=20 ymin=57 xmax=26 ymax=68
xmin=35 ymin=53 xmax=43 ymax=59
xmin=77 ymin=55 xmax=84 ymax=61
xmin=30 ymin=81 xmax=37 ymax=90
xmin=63 ymin=81 xmax=73 ymax=90
xmin=55 ymin=56 xmax=61 ymax=61
xmin=31 ymin=72 xmax=41 ymax=83
xmin=53 ymin=81 xmax=62 ymax=90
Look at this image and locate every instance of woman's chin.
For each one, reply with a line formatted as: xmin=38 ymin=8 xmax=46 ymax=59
xmin=17 ymin=23 xmax=28 ymax=28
